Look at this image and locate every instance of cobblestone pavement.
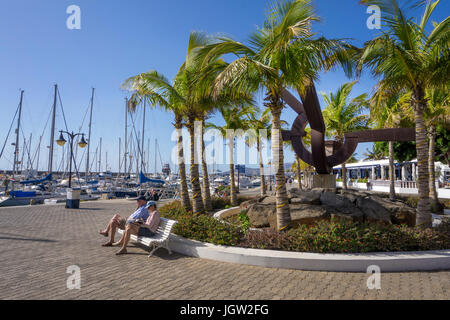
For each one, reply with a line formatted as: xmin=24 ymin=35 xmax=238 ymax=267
xmin=0 ymin=200 xmax=448 ymax=300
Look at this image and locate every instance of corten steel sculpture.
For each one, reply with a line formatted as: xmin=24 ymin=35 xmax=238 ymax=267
xmin=281 ymin=85 xmax=415 ymax=175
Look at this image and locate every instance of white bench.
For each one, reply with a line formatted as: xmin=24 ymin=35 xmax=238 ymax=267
xmin=117 ymin=217 xmax=177 ymax=257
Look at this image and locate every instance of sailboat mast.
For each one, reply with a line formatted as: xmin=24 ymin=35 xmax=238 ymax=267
xmin=141 ymin=100 xmax=146 ymax=173
xmin=98 ymin=137 xmax=102 ymax=173
xmin=86 ymin=87 xmax=95 ymax=179
xmin=124 ymin=97 xmax=128 ymax=178
xmin=118 ymin=137 xmax=121 ymax=178
xmin=48 ymin=84 xmax=57 ymax=175
xmin=154 ymin=138 xmax=157 ymax=175
xmin=13 ymin=90 xmax=24 ymax=179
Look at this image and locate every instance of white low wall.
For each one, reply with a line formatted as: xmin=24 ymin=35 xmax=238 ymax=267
xmin=167 ymin=234 xmax=450 ymax=272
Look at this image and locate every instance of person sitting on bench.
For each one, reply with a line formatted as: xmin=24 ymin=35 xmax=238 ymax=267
xmin=114 ymin=200 xmax=160 ymax=255
xmin=99 ymin=196 xmax=149 ymax=247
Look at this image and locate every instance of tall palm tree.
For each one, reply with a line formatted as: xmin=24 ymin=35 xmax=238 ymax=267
xmin=180 ymin=32 xmax=253 ymax=214
xmin=286 ymin=126 xmax=311 ymax=190
xmin=359 ymin=0 xmax=449 ymax=227
xmin=424 ymin=88 xmax=449 ymax=209
xmin=199 ymin=0 xmax=354 ymax=231
xmin=246 ymin=109 xmax=272 ymax=197
xmin=122 ymin=71 xmax=192 ymax=211
xmin=322 ymin=81 xmax=370 ymax=190
xmin=370 ymin=89 xmax=411 ymax=200
xmin=207 ymin=105 xmax=257 ymax=206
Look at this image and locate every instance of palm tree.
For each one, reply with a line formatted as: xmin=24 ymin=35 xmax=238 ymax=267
xmin=286 ymin=126 xmax=311 ymax=190
xmin=322 ymin=81 xmax=370 ymax=190
xmin=199 ymin=0 xmax=354 ymax=231
xmin=246 ymin=109 xmax=272 ymax=197
xmin=363 ymin=146 xmax=385 ymax=161
xmin=424 ymin=88 xmax=449 ymax=210
xmin=359 ymin=0 xmax=449 ymax=227
xmin=180 ymin=32 xmax=253 ymax=214
xmin=122 ymin=71 xmax=192 ymax=211
xmin=370 ymin=89 xmax=411 ymax=200
xmin=207 ymin=105 xmax=257 ymax=206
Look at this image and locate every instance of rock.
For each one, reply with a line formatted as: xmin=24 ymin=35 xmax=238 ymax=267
xmin=288 ymin=188 xmax=301 ymax=197
xmin=239 ymin=198 xmax=259 ymax=213
xmin=322 ymin=205 xmax=363 ymax=222
xmin=289 ymin=204 xmax=330 ymax=227
xmin=320 ymin=192 xmax=364 ymax=218
xmin=355 ymin=197 xmax=392 ymax=224
xmin=259 ymin=196 xmax=277 ymax=205
xmin=289 ymin=189 xmax=322 ymax=205
xmin=369 ymin=196 xmax=416 ymax=227
xmin=247 ymin=204 xmax=276 ymax=228
xmin=266 ymin=204 xmax=330 ymax=229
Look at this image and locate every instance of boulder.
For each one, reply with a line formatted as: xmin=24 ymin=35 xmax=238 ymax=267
xmin=369 ymin=196 xmax=416 ymax=227
xmin=239 ymin=198 xmax=259 ymax=213
xmin=266 ymin=204 xmax=330 ymax=229
xmin=259 ymin=196 xmax=277 ymax=205
xmin=320 ymin=192 xmax=364 ymax=218
xmin=322 ymin=205 xmax=363 ymax=222
xmin=355 ymin=196 xmax=392 ymax=224
xmin=247 ymin=203 xmax=276 ymax=228
xmin=289 ymin=204 xmax=330 ymax=227
xmin=289 ymin=189 xmax=322 ymax=205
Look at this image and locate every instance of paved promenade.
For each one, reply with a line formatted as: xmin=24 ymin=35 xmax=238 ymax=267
xmin=0 ymin=199 xmax=448 ymax=300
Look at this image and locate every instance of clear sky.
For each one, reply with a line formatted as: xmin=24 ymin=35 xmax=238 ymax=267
xmin=0 ymin=0 xmax=448 ymax=173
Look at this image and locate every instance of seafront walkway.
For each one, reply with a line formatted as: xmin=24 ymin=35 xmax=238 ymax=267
xmin=0 ymin=199 xmax=448 ymax=300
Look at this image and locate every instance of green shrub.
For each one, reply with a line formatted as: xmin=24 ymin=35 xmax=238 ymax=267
xmin=173 ymin=214 xmax=242 ymax=246
xmin=237 ymin=212 xmax=251 ymax=234
xmin=241 ymin=218 xmax=450 ymax=253
xmin=159 ymin=202 xmax=450 ymax=253
xmin=159 ymin=201 xmax=242 ymax=246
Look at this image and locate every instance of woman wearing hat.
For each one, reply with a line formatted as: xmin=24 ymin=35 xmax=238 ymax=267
xmin=114 ymin=201 xmax=160 ymax=255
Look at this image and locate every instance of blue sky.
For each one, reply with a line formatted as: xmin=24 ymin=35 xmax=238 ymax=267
xmin=0 ymin=0 xmax=448 ymax=173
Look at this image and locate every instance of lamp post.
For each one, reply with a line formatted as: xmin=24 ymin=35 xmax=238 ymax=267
xmin=56 ymin=131 xmax=88 ymax=188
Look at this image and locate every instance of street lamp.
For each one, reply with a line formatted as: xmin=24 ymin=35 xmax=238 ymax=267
xmin=56 ymin=130 xmax=88 ymax=188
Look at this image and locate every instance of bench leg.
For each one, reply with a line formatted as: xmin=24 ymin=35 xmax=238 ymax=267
xmin=148 ymin=244 xmax=160 ymax=258
xmin=164 ymin=240 xmax=172 ymax=255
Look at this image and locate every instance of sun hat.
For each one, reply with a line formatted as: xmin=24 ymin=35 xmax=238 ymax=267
xmin=145 ymin=201 xmax=156 ymax=209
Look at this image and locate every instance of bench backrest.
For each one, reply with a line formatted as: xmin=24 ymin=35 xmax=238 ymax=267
xmin=154 ymin=217 xmax=177 ymax=240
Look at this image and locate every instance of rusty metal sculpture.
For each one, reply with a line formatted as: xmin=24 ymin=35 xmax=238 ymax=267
xmin=281 ymin=85 xmax=415 ymax=175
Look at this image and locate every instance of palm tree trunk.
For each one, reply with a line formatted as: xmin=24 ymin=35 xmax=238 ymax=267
xmin=176 ymin=123 xmax=192 ymax=211
xmin=258 ymin=138 xmax=267 ymax=197
xmin=200 ymin=118 xmax=213 ymax=212
xmin=296 ymin=156 xmax=302 ymax=190
xmin=413 ymin=89 xmax=431 ymax=228
xmin=428 ymin=125 xmax=439 ymax=210
xmin=271 ymin=103 xmax=290 ymax=231
xmin=187 ymin=119 xmax=204 ymax=215
xmin=228 ymin=136 xmax=237 ymax=206
xmin=389 ymin=141 xmax=396 ymax=200
xmin=342 ymin=163 xmax=347 ymax=190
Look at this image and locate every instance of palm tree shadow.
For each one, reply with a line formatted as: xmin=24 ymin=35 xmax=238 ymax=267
xmin=0 ymin=235 xmax=57 ymax=243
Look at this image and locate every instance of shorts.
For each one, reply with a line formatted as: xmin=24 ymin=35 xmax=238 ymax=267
xmin=138 ymin=227 xmax=155 ymax=238
xmin=111 ymin=215 xmax=127 ymax=230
